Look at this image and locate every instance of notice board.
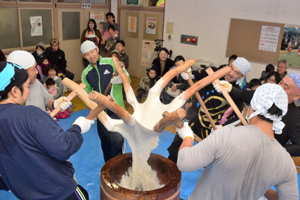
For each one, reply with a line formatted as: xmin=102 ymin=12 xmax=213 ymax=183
xmin=226 ymin=18 xmax=285 ymax=64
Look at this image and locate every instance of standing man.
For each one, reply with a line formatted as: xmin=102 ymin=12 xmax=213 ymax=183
xmin=167 ymin=57 xmax=251 ymax=163
xmin=46 ymin=38 xmax=75 ymax=80
xmin=0 ymin=61 xmax=94 ymax=199
xmin=103 ymin=12 xmax=120 ymax=40
xmin=80 ymin=41 xmax=129 ymax=163
xmin=276 ymin=59 xmax=288 ymax=78
xmin=215 ymin=72 xmax=300 ymax=156
xmin=7 ymin=50 xmax=71 ymax=112
xmin=115 ymin=40 xmax=129 ymax=70
xmin=177 ymin=84 xmax=298 ymax=200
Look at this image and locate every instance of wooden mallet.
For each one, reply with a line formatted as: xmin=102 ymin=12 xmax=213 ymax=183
xmin=85 ymin=96 xmax=114 ymax=120
xmin=206 ymin=68 xmax=248 ymax=126
xmin=50 ymin=82 xmax=86 ymax=118
xmin=154 ymin=109 xmax=202 ymax=143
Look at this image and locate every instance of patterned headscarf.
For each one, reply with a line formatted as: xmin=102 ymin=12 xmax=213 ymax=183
xmin=232 ymin=57 xmax=251 ymax=75
xmin=248 ymin=83 xmax=288 ymax=134
xmin=287 ymin=72 xmax=300 ymax=104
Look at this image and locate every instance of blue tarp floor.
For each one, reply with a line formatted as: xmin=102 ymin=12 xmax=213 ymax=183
xmin=0 ymin=108 xmax=299 ymax=200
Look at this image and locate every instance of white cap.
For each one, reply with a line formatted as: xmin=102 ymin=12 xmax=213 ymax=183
xmin=7 ymin=50 xmax=36 ymax=70
xmin=232 ymin=57 xmax=251 ymax=75
xmin=81 ymin=41 xmax=97 ymax=54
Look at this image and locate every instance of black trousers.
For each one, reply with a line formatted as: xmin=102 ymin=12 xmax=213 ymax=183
xmin=64 ymin=70 xmax=75 ymax=80
xmin=64 ymin=185 xmax=89 ymax=200
xmin=97 ymin=113 xmax=124 ymax=163
xmin=167 ymin=134 xmax=183 ymax=164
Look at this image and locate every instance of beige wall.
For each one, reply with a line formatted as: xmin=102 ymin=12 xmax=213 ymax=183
xmin=58 ymin=7 xmax=109 ymax=81
xmin=163 ymin=0 xmax=300 ymax=81
xmin=119 ymin=7 xmax=164 ymax=78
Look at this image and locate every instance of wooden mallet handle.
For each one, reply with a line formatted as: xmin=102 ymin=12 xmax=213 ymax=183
xmin=162 ymin=111 xmax=183 ymax=128
xmin=89 ymin=91 xmax=133 ymax=124
xmin=85 ymin=96 xmax=114 ymax=120
xmin=154 ymin=109 xmax=186 ymax=133
xmin=157 ymin=110 xmax=202 ymax=143
xmin=50 ymin=83 xmax=86 ymax=118
xmin=103 ymin=71 xmax=118 ymax=96
xmin=206 ymin=68 xmax=248 ymax=126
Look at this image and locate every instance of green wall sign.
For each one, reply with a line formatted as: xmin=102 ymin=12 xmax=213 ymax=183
xmin=126 ymin=0 xmax=139 ymax=5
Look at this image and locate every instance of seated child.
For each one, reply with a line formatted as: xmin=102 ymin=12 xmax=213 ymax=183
xmin=44 ymin=67 xmax=71 ymax=120
xmin=136 ymin=64 xmax=160 ymax=103
xmin=44 ymin=64 xmax=64 ymax=99
xmin=32 ymin=42 xmax=46 ymax=65
xmin=38 ymin=57 xmax=51 ymax=79
xmin=110 ymin=50 xmax=120 ymax=60
xmin=260 ymin=64 xmax=275 ymax=82
xmin=32 ymin=42 xmax=47 ymax=81
xmin=164 ymin=55 xmax=189 ymax=104
xmin=85 ymin=29 xmax=99 ymax=45
xmin=101 ymin=25 xmax=119 ymax=53
xmin=44 ymin=78 xmax=58 ymax=98
xmin=249 ymin=78 xmax=261 ymax=90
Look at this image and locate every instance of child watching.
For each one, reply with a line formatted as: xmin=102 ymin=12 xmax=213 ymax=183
xmin=44 ymin=64 xmax=71 ymax=120
xmin=249 ymin=78 xmax=262 ymax=90
xmin=110 ymin=50 xmax=120 ymax=60
xmin=32 ymin=42 xmax=47 ymax=81
xmin=260 ymin=64 xmax=275 ymax=83
xmin=32 ymin=42 xmax=46 ymax=65
xmin=38 ymin=57 xmax=51 ymax=79
xmin=44 ymin=78 xmax=58 ymax=98
xmin=136 ymin=64 xmax=160 ymax=103
xmin=85 ymin=29 xmax=99 ymax=45
xmin=44 ymin=64 xmax=64 ymax=99
xmin=101 ymin=25 xmax=119 ymax=53
xmin=164 ymin=55 xmax=189 ymax=104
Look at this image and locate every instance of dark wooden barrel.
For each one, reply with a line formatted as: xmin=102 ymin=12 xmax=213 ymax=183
xmin=100 ymin=153 xmax=181 ymax=200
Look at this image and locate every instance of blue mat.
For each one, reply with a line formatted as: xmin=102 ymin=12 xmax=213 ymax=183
xmin=0 ymin=108 xmax=299 ymax=199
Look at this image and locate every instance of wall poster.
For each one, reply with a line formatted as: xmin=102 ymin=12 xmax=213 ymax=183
xmin=30 ymin=16 xmax=43 ymax=36
xmin=90 ymin=12 xmax=105 ymax=28
xmin=125 ymin=12 xmax=139 ymax=38
xmin=278 ymin=24 xmax=300 ymax=68
xmin=143 ymin=14 xmax=159 ymax=40
xmin=141 ymin=39 xmax=156 ymax=67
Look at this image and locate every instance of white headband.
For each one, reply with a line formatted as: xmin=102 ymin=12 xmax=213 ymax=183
xmin=7 ymin=50 xmax=36 ymax=70
xmin=249 ymin=83 xmax=288 ymax=134
xmin=81 ymin=41 xmax=97 ymax=54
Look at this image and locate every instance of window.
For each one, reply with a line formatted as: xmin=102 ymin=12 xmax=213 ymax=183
xmin=0 ymin=9 xmax=20 ymax=49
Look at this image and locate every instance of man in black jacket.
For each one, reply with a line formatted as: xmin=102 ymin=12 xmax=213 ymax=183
xmin=168 ymin=57 xmax=252 ymax=163
xmin=46 ymin=38 xmax=74 ymax=80
xmin=214 ymin=72 xmax=300 ymax=156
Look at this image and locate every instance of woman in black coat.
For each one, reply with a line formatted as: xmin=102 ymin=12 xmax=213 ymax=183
xmin=152 ymin=47 xmax=175 ymax=77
